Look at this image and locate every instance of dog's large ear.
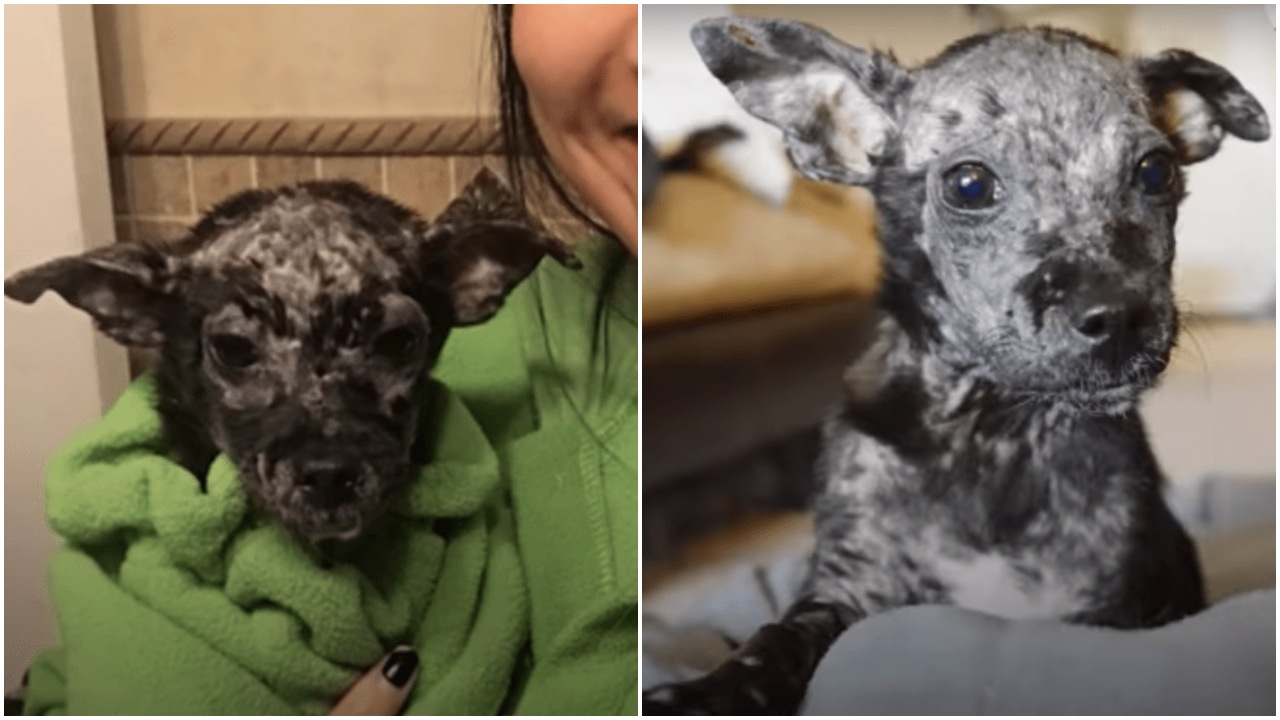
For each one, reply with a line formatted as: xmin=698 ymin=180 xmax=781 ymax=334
xmin=4 ymin=242 xmax=179 ymax=347
xmin=691 ymin=17 xmax=910 ymax=185
xmin=420 ymin=168 xmax=578 ymax=326
xmin=1137 ymin=49 xmax=1270 ymax=164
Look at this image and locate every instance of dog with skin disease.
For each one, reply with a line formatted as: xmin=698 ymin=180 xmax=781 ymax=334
xmin=5 ymin=169 xmax=574 ymax=544
xmin=644 ymin=19 xmax=1271 ymax=715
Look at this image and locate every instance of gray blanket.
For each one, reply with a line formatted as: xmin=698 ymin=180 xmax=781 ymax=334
xmin=644 ymin=555 xmax=1275 ymax=714
xmin=805 ymin=590 xmax=1274 ymax=715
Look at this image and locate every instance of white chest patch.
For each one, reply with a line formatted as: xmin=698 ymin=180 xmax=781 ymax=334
xmin=930 ymin=550 xmax=1083 ymax=620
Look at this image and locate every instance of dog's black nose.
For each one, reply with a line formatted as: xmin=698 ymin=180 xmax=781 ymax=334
xmin=1070 ymin=294 xmax=1147 ymax=341
xmin=298 ymin=465 xmax=356 ymax=508
xmin=1074 ymin=302 xmax=1129 ymax=339
xmin=1068 ymin=289 xmax=1156 ymax=370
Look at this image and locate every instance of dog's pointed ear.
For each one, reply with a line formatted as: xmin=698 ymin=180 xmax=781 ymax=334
xmin=4 ymin=241 xmax=179 ymax=347
xmin=420 ymin=168 xmax=579 ymax=326
xmin=1137 ymin=49 xmax=1270 ymax=164
xmin=692 ymin=17 xmax=910 ymax=185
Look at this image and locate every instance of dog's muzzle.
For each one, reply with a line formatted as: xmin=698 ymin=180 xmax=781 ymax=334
xmin=1021 ymin=256 xmax=1168 ymax=374
xmin=1065 ymin=283 xmax=1160 ymax=371
xmin=249 ymin=445 xmax=403 ymax=542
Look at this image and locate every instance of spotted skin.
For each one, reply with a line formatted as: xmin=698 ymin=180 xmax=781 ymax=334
xmin=644 ymin=21 xmax=1270 ymax=715
xmin=5 ymin=169 xmax=575 ymax=544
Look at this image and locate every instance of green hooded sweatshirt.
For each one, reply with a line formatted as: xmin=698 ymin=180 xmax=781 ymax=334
xmin=22 ymin=237 xmax=637 ymax=715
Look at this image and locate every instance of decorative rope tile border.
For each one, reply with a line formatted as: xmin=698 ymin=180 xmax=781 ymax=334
xmin=107 ymin=116 xmax=501 ymax=156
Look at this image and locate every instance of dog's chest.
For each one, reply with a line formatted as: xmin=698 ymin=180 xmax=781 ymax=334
xmin=825 ymin=419 xmax=1140 ymax=620
xmin=903 ymin=460 xmax=1133 ymax=619
xmin=913 ymin=531 xmax=1093 ymax=619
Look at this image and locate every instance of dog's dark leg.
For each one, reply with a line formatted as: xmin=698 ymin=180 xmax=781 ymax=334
xmin=646 ymin=495 xmax=909 ymax=715
xmin=643 ymin=597 xmax=859 ymax=715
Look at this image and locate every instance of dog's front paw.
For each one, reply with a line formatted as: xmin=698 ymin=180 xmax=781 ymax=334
xmin=643 ymin=665 xmax=804 ymax=716
xmin=643 ymin=680 xmax=729 ymax=715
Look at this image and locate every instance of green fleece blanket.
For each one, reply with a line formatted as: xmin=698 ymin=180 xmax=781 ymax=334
xmin=23 ymin=374 xmax=527 ymax=715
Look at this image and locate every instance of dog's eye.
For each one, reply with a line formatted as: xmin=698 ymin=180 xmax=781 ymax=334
xmin=942 ymin=163 xmax=999 ymax=209
xmin=1135 ymin=153 xmax=1176 ymax=195
xmin=373 ymin=327 xmax=419 ymax=365
xmin=208 ymin=333 xmax=259 ymax=370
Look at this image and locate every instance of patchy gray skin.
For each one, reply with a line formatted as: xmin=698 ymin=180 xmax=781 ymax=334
xmin=644 ymin=20 xmax=1270 ymax=715
xmin=5 ymin=169 xmax=576 ymax=545
xmin=900 ymin=34 xmax=1179 ymax=406
xmin=192 ymin=197 xmax=419 ymax=541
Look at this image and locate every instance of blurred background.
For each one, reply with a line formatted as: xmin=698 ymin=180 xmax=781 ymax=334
xmin=4 ymin=4 xmax=597 ymax=690
xmin=641 ymin=3 xmax=1275 ymax=624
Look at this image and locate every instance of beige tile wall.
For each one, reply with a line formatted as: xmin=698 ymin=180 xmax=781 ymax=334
xmin=95 ymin=6 xmax=492 ymax=120
xmin=111 ymin=152 xmax=585 ymax=245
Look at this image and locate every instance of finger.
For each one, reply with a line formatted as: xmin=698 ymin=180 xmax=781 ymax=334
xmin=329 ymin=645 xmax=419 ymax=716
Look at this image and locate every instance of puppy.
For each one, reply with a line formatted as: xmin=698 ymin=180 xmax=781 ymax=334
xmin=6 ymin=169 xmax=574 ymax=543
xmin=644 ymin=19 xmax=1270 ymax=714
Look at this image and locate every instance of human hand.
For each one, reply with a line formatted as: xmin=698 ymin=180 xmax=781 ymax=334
xmin=329 ymin=646 xmax=419 ymax=715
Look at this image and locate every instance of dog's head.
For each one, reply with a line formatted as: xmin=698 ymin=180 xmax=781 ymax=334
xmin=6 ymin=169 xmax=574 ymax=541
xmin=694 ymin=20 xmax=1270 ymax=410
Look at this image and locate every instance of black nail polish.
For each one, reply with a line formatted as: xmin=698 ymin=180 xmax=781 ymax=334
xmin=382 ymin=648 xmax=419 ymax=688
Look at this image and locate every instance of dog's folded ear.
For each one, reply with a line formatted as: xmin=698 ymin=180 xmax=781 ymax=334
xmin=691 ymin=17 xmax=910 ymax=185
xmin=1137 ymin=49 xmax=1271 ymax=164
xmin=4 ymin=242 xmax=177 ymax=346
xmin=420 ymin=168 xmax=579 ymax=326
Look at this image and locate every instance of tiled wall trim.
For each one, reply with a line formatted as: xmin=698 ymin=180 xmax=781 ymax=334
xmin=107 ymin=114 xmax=589 ymax=262
xmin=107 ymin=116 xmax=500 ymax=156
xmin=112 ymin=153 xmax=584 ymax=245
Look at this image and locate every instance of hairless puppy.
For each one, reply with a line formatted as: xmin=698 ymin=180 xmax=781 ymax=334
xmin=6 ymin=169 xmax=574 ymax=544
xmin=645 ymin=19 xmax=1270 ymax=714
